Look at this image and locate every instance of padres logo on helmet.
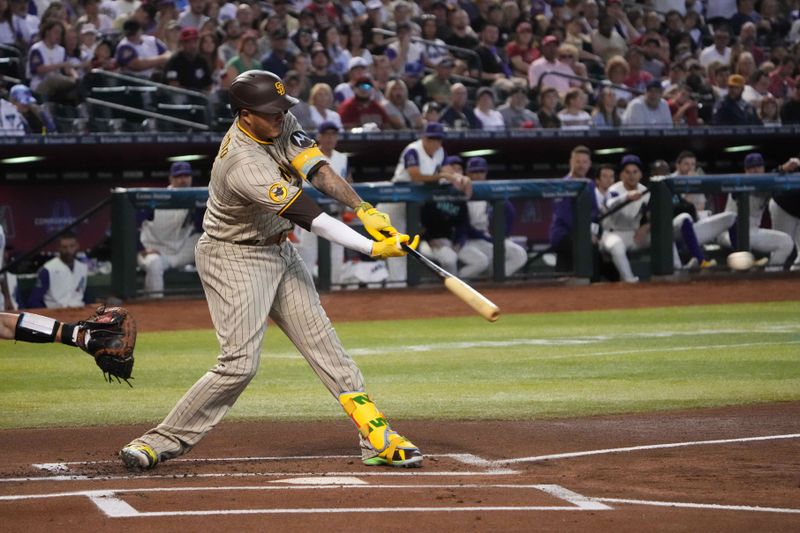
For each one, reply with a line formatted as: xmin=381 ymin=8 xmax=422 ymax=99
xmin=275 ymin=81 xmax=285 ymax=96
xmin=268 ymin=182 xmax=289 ymax=203
xmin=228 ymin=70 xmax=299 ymax=116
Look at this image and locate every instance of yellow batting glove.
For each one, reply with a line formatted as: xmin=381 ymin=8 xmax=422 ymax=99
xmin=371 ymin=233 xmax=420 ymax=259
xmin=356 ymin=201 xmax=397 ymax=241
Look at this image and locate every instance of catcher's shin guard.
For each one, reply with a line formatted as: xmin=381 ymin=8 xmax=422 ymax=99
xmin=120 ymin=443 xmax=159 ymax=471
xmin=339 ymin=392 xmax=422 ymax=468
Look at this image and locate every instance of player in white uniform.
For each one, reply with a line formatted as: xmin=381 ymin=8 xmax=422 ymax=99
xmin=120 ymin=70 xmax=423 ymax=471
xmin=138 ymin=161 xmax=202 ymax=298
xmin=457 ymin=157 xmax=527 ymax=279
xmin=27 ymin=233 xmax=88 ymax=309
xmin=377 ymin=122 xmax=471 ymax=284
xmin=670 ymin=151 xmax=735 ymax=269
xmin=601 ymin=155 xmax=683 ymax=282
xmin=718 ymin=153 xmax=795 ymax=270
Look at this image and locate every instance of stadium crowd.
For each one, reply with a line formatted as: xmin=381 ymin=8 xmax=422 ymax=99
xmin=3 ymin=0 xmax=800 ymax=134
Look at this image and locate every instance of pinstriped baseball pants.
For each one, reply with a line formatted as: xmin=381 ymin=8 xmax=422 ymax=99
xmin=136 ymin=234 xmax=366 ymax=460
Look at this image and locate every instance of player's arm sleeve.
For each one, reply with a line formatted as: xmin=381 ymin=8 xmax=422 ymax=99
xmin=309 ymin=212 xmax=373 ymax=256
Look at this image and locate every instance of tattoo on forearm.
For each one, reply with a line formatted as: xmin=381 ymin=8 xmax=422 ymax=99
xmin=311 ymin=165 xmax=361 ymax=209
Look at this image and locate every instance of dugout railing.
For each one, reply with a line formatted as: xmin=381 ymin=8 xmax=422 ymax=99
xmin=109 ymin=180 xmax=594 ymax=298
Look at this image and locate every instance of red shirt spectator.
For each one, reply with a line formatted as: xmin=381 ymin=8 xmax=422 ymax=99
xmin=337 ymin=76 xmax=391 ymax=130
xmin=768 ymin=57 xmax=798 ymax=100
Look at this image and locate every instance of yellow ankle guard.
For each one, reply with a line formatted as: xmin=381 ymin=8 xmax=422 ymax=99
xmin=339 ymin=392 xmax=393 ymax=450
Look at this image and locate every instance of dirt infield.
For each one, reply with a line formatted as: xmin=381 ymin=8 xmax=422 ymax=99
xmin=3 ymin=277 xmax=800 ymax=531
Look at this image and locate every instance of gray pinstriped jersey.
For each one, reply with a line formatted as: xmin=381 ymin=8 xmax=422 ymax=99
xmin=204 ymin=113 xmax=321 ymax=243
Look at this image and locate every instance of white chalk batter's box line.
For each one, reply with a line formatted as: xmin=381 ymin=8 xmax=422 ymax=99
xmin=2 ymin=483 xmax=799 ymax=517
xmin=16 ymin=432 xmax=799 ymax=484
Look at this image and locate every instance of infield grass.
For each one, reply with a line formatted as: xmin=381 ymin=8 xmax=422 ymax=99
xmin=1 ymin=301 xmax=799 ymax=428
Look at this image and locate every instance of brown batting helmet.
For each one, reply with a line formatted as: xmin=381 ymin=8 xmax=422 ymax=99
xmin=228 ymin=70 xmax=298 ymax=116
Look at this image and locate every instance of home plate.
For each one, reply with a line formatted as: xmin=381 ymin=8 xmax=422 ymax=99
xmin=270 ymin=476 xmax=367 ymax=485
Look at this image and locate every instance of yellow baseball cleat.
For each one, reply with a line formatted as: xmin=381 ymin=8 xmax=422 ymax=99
xmin=120 ymin=442 xmax=159 ymax=471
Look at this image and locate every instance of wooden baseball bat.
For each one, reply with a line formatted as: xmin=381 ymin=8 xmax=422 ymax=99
xmin=402 ymin=244 xmax=500 ymax=322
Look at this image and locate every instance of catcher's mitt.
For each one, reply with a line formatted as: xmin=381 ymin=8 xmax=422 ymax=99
xmin=76 ymin=306 xmax=136 ymax=386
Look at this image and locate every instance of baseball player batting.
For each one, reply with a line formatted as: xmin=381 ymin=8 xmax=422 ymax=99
xmin=120 ymin=70 xmax=423 ymax=470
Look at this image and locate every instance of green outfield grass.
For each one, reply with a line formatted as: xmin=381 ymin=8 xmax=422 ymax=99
xmin=1 ymin=301 xmax=799 ymax=428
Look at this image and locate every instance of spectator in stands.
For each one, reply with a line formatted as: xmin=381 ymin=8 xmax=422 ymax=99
xmin=418 ymin=14 xmax=447 ymax=67
xmin=79 ymin=23 xmax=99 ymax=63
xmin=308 ymin=82 xmax=342 ymax=130
xmin=344 ymin=23 xmax=372 ymax=66
xmin=8 ymin=84 xmax=57 ymax=135
xmin=557 ymin=43 xmax=592 ymax=94
xmin=386 ymin=21 xmax=423 ymax=78
xmin=370 ymin=53 xmax=392 ymax=94
xmin=527 ymin=35 xmax=573 ymax=96
xmin=662 ymin=61 xmax=687 ymax=93
xmin=283 ymin=70 xmax=314 ymax=131
xmin=28 ymin=232 xmax=88 ymax=309
xmin=537 ymin=86 xmax=561 ymax=128
xmin=382 ymin=78 xmax=422 ymax=130
xmin=719 ymin=152 xmax=795 ymax=271
xmin=235 ymin=2 xmax=255 ymax=32
xmin=621 ymin=79 xmax=673 ymax=127
xmin=138 ymin=161 xmax=202 ymax=299
xmin=63 ymin=25 xmax=88 ymax=77
xmin=439 ymin=82 xmax=479 ymax=130
xmin=558 ymin=87 xmax=592 ymax=129
xmin=77 ymin=0 xmax=112 ymax=33
xmin=699 ymin=25 xmax=731 ymax=69
xmin=458 ymin=157 xmax=527 ymax=279
xmin=730 ymin=0 xmax=760 ymax=36
xmin=307 ymin=43 xmax=341 ymax=91
xmin=221 ymin=30 xmax=260 ymax=88
xmin=548 ymin=145 xmax=596 ymax=273
xmin=0 ymin=85 xmax=25 ymax=135
xmin=444 ymin=8 xmax=479 ymax=72
xmin=733 ymin=51 xmax=757 ymax=79
xmin=0 ymin=0 xmax=14 ymax=48
xmin=0 ymin=226 xmax=20 ymax=311
xmin=604 ymin=55 xmax=636 ymax=108
xmin=498 ymin=84 xmax=539 ymax=129
xmin=623 ymin=47 xmax=653 ymax=94
xmin=711 ymin=63 xmax=731 ymax=99
xmin=178 ymin=0 xmax=208 ymax=30
xmin=116 ymin=19 xmax=171 ymax=80
xmin=400 ymin=62 xmax=428 ymax=110
xmin=152 ymin=1 xmax=179 ymax=44
xmin=712 ymin=74 xmax=762 ymax=125
xmin=198 ymin=30 xmax=224 ymax=91
xmin=338 ymin=75 xmax=391 ymax=130
xmin=668 ymin=83 xmax=702 ymax=126
xmin=27 ymin=19 xmax=79 ymax=104
xmin=592 ymin=87 xmax=621 ymax=128
xmin=421 ymin=56 xmax=454 ymax=105
xmin=742 ymin=70 xmax=770 ymax=108
xmin=473 ymin=86 xmax=505 ymax=130
xmin=591 ymin=13 xmax=627 ymax=63
xmin=758 ymin=95 xmax=781 ymax=126
xmin=9 ymin=0 xmax=38 ymax=47
xmin=288 ymin=53 xmax=312 ymax=101
xmin=334 ymin=56 xmax=369 ymax=105
xmin=780 ymin=81 xmax=800 ymax=124
xmin=641 ymin=37 xmax=665 ymax=79
xmin=260 ymin=27 xmax=293 ymax=78
xmin=321 ymin=25 xmax=350 ymax=77
xmin=506 ymin=20 xmax=537 ymax=80
xmin=164 ymin=27 xmax=212 ymax=91
xmin=474 ymin=22 xmax=510 ymax=86
xmin=767 ymin=57 xmax=797 ymax=100
xmin=421 ymin=100 xmax=441 ymax=124
xmin=90 ymin=38 xmax=117 ymax=71
xmin=218 ymin=18 xmax=242 ymax=64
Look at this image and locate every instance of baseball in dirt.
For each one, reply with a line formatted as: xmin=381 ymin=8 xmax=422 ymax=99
xmin=727 ymin=251 xmax=755 ymax=271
